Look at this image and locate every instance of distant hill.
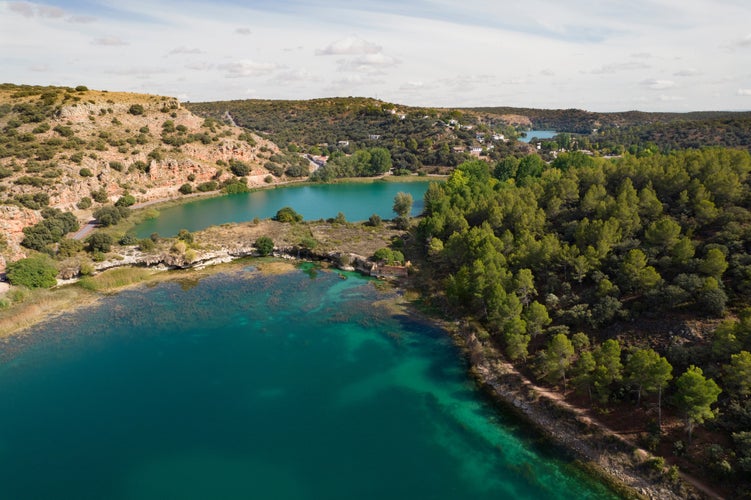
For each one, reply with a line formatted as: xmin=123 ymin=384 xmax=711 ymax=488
xmin=187 ymin=97 xmax=751 ymax=158
xmin=185 ymin=97 xmax=533 ymax=172
xmin=0 ymin=84 xmax=287 ymax=266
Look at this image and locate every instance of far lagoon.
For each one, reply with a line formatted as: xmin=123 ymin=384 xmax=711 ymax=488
xmin=519 ymin=130 xmax=557 ymax=143
xmin=135 ymin=180 xmax=432 ymax=238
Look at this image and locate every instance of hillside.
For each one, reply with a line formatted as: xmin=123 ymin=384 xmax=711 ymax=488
xmin=0 ymin=84 xmax=297 ymax=268
xmin=185 ymin=97 xmax=534 ymax=172
xmin=187 ymin=98 xmax=751 ymax=160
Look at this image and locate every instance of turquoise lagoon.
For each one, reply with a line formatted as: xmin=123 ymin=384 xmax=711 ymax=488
xmin=519 ymin=130 xmax=558 ymax=143
xmin=135 ymin=180 xmax=432 ymax=238
xmin=0 ymin=268 xmax=618 ymax=499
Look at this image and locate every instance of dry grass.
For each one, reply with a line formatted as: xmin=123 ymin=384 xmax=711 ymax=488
xmin=0 ymin=287 xmax=99 ymax=339
xmin=194 ymin=219 xmax=402 ymax=257
xmin=77 ymin=267 xmax=153 ymax=292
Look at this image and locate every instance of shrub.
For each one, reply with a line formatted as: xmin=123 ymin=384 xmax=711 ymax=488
xmin=178 ymin=183 xmax=193 ymax=195
xmin=138 ymin=238 xmax=155 ymax=251
xmin=274 ymin=206 xmax=303 ymax=223
xmin=115 ymin=194 xmax=136 ymax=207
xmin=255 ymin=236 xmax=274 ymax=256
xmin=57 ymin=238 xmax=84 ymax=258
xmin=187 ymin=174 xmax=196 ymax=181
xmin=300 ymin=237 xmax=318 ymax=250
xmin=177 ymin=229 xmax=193 ymax=244
xmin=131 ymin=160 xmax=149 ymax=173
xmin=373 ymin=247 xmax=394 ymax=263
xmin=119 ymin=233 xmax=138 ymax=245
xmin=394 ymin=215 xmax=411 ymax=230
xmin=6 ymin=256 xmax=58 ymax=288
xmin=147 ymin=149 xmax=163 ymax=162
xmin=285 ymin=163 xmax=309 ymax=177
xmin=76 ymin=196 xmax=91 ymax=210
xmin=53 ymin=125 xmax=74 ymax=137
xmin=79 ymin=167 xmax=93 ymax=177
xmin=196 ymin=181 xmax=218 ymax=192
xmin=91 ymin=188 xmax=108 ymax=203
xmin=21 ymin=209 xmax=79 ymax=251
xmin=93 ymin=205 xmax=122 ymax=227
xmin=86 ymin=232 xmax=113 ymax=253
xmin=16 ymin=192 xmax=49 ymax=209
xmin=128 ymin=104 xmax=144 ymax=115
xmin=368 ymin=214 xmax=382 ymax=227
xmin=109 ymin=161 xmax=124 ymax=172
xmin=265 ymin=161 xmax=284 ymax=176
xmin=229 ymin=159 xmax=250 ymax=177
xmin=223 ymin=179 xmax=249 ymax=194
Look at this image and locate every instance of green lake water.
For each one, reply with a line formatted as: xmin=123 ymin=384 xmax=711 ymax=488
xmin=0 ymin=267 xmax=618 ymax=499
xmin=135 ymin=180 xmax=432 ymax=238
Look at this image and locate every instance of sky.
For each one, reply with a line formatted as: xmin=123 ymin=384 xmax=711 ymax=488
xmin=2 ymin=0 xmax=751 ymax=112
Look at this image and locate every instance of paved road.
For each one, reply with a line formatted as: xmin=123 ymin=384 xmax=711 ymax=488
xmin=71 ymin=220 xmax=96 ymax=240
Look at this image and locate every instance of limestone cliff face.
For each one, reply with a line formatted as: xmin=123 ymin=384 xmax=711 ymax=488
xmin=0 ymin=85 xmax=286 ymax=270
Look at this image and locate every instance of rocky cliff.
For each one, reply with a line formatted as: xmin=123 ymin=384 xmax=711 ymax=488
xmin=0 ymin=84 xmax=290 ymax=268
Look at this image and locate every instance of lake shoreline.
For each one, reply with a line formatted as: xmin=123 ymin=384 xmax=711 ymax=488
xmin=0 ymin=249 xmax=712 ymax=499
xmin=389 ymin=298 xmax=713 ymax=500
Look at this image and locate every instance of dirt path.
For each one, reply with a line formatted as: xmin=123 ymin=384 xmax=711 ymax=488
xmin=496 ymin=361 xmax=725 ymax=499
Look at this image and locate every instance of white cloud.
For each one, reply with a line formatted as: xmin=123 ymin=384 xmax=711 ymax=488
xmin=185 ymin=62 xmax=214 ymax=71
xmin=105 ymin=66 xmax=171 ymax=76
xmin=733 ymin=34 xmax=751 ymax=47
xmin=1 ymin=0 xmax=749 ymax=111
xmin=338 ymin=53 xmax=400 ymax=73
xmin=218 ymin=60 xmax=280 ymax=78
xmin=67 ymin=15 xmax=97 ymax=23
xmin=316 ymin=36 xmax=382 ymax=56
xmin=37 ymin=5 xmax=64 ymax=18
xmin=674 ymin=68 xmax=701 ymax=77
xmin=8 ymin=2 xmax=35 ymax=17
xmin=169 ymin=46 xmax=203 ymax=55
xmin=590 ymin=61 xmax=650 ymax=74
xmin=270 ymin=69 xmax=320 ymax=85
xmin=738 ymin=88 xmax=751 ymax=96
xmin=399 ymin=81 xmax=425 ymax=91
xmin=91 ymin=37 xmax=129 ymax=46
xmin=8 ymin=1 xmax=65 ymax=18
xmin=659 ymin=94 xmax=685 ymax=101
xmin=641 ymin=79 xmax=675 ymax=90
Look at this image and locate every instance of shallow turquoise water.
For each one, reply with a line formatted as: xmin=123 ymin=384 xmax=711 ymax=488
xmin=135 ymin=180 xmax=432 ymax=238
xmin=0 ymin=268 xmax=617 ymax=499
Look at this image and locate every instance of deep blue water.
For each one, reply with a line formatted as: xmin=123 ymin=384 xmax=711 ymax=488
xmin=0 ymin=267 xmax=617 ymax=499
xmin=135 ymin=181 xmax=432 ymax=238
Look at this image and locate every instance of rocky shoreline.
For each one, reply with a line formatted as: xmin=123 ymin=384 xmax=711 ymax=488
xmin=451 ymin=325 xmax=713 ymax=500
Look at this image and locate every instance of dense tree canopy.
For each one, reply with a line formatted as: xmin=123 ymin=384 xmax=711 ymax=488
xmin=412 ymin=148 xmax=751 ymax=487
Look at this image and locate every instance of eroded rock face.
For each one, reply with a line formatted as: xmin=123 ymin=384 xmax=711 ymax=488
xmin=0 ymin=87 xmax=283 ymax=270
xmin=0 ymin=206 xmax=41 ymax=270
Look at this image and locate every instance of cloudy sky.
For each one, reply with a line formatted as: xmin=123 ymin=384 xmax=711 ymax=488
xmin=2 ymin=0 xmax=751 ymax=111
